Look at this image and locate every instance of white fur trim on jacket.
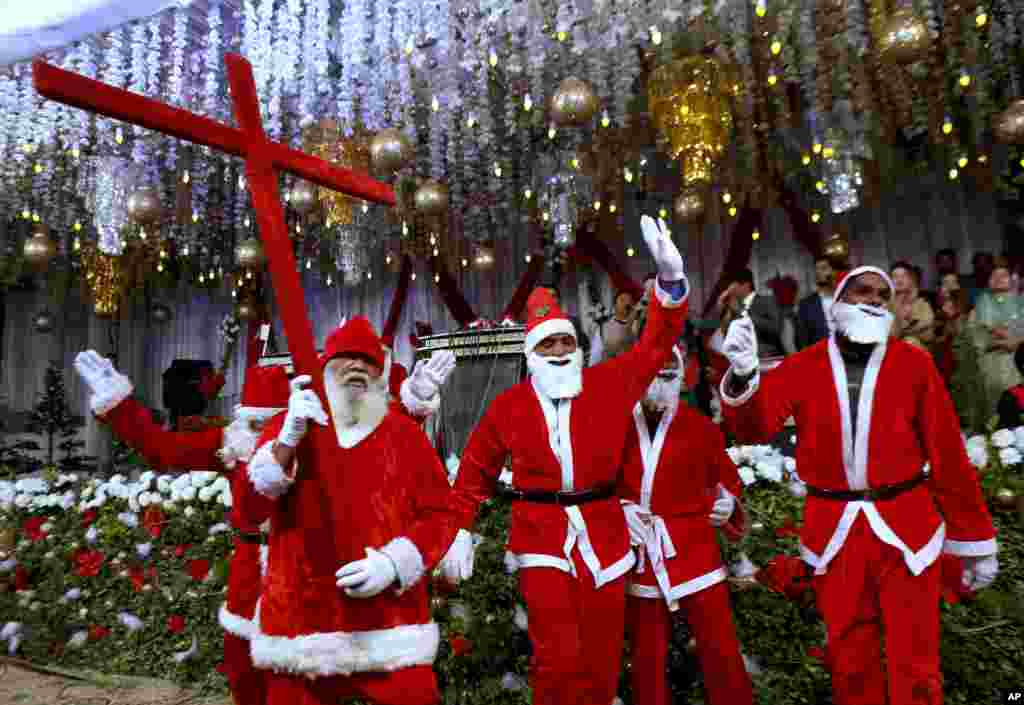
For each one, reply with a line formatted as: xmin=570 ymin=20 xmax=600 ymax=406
xmin=234 ymin=406 xmax=286 ymax=422
xmin=399 ymin=378 xmax=440 ymax=418
xmin=652 ymin=275 xmax=690 ymax=309
xmin=524 ymin=318 xmax=577 ymax=355
xmin=219 ymin=603 xmax=257 ymax=640
xmin=943 ymin=538 xmax=998 ymax=557
xmin=250 ymin=614 xmax=440 ymax=677
xmin=260 ymin=545 xmax=269 ymax=576
xmin=92 ymin=373 xmax=135 ymax=417
xmin=719 ymin=368 xmax=761 ymax=407
xmin=379 ymin=537 xmax=426 ymax=594
xmin=247 ymin=441 xmax=294 ymax=500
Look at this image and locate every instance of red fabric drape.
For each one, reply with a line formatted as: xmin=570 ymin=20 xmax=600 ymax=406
xmin=381 ymin=256 xmax=413 ymax=346
xmin=777 ymin=184 xmax=827 ymax=256
xmin=429 ymin=260 xmax=478 ymax=327
xmin=499 ymin=255 xmax=546 ymax=322
xmin=701 ymin=204 xmax=763 ymax=317
xmin=570 ymin=228 xmax=644 ymax=301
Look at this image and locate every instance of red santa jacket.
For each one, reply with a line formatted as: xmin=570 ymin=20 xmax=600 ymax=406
xmin=721 ymin=337 xmax=996 ymax=576
xmin=241 ymin=410 xmax=456 ymax=679
xmin=619 ymin=403 xmax=746 ymax=609
xmin=450 ymin=283 xmax=688 ymax=587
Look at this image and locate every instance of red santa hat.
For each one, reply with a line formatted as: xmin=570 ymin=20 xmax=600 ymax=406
xmin=524 ymin=287 xmax=576 ymax=355
xmin=321 ymin=316 xmax=388 ymax=370
xmin=389 ymin=362 xmax=408 ymax=399
xmin=235 ymin=365 xmax=289 ymax=421
xmin=833 ymin=265 xmax=895 ymax=303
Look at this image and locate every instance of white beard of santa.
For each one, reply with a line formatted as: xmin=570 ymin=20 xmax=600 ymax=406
xmin=526 ymin=348 xmax=584 ymax=399
xmin=831 ymin=301 xmax=894 ymax=345
xmin=219 ymin=409 xmax=279 ymax=469
xmin=642 ymin=370 xmax=683 ymax=413
xmin=324 ymin=360 xmax=391 ymax=448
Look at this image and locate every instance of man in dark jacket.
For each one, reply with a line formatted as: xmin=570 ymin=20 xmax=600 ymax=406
xmin=796 ymin=256 xmax=836 ymax=349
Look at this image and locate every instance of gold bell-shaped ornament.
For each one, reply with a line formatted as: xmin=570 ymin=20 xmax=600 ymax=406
xmin=23 ymin=228 xmax=57 ymax=270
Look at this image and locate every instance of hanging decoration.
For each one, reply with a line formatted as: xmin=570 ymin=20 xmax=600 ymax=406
xmin=414 ymin=180 xmax=449 ymax=216
xmin=82 ymin=248 xmax=123 ymax=319
xmin=994 ymin=100 xmax=1024 ymax=144
xmin=23 ymin=228 xmax=56 ymax=270
xmin=674 ymin=187 xmax=706 ymax=222
xmin=536 ymin=151 xmax=594 ymax=250
xmin=235 ymin=238 xmax=266 ymax=269
xmin=549 ymin=77 xmax=600 ymax=127
xmin=877 ymin=9 xmax=932 ymax=65
xmin=287 ymin=180 xmax=318 ymax=215
xmin=126 ymin=187 xmax=163 ymax=226
xmin=151 ymin=303 xmax=173 ymax=324
xmin=370 ymin=128 xmax=414 ymax=177
xmin=33 ymin=310 xmax=55 ymax=334
xmin=236 ymin=297 xmax=262 ymax=322
xmin=304 ymin=119 xmax=371 ymax=226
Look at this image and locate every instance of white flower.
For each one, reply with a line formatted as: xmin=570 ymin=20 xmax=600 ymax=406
xmin=190 ymin=471 xmax=217 ymax=488
xmin=0 ymin=622 xmax=20 ymax=640
xmin=28 ymin=602 xmax=41 ymax=611
xmin=67 ymin=631 xmax=89 ymax=649
xmin=967 ymin=446 xmax=989 ymax=469
xmin=198 ymin=486 xmax=216 ymax=503
xmin=40 ymin=522 xmax=53 ymax=533
xmin=162 ymin=500 xmax=177 ymax=512
xmin=1014 ymin=426 xmax=1024 ymax=451
xmin=60 ymin=492 xmax=75 ymax=511
xmin=81 ymin=486 xmax=94 ymax=499
xmin=512 ymin=604 xmax=528 ymax=631
xmin=117 ymin=512 xmax=139 ymax=528
xmin=0 ymin=559 xmax=16 ymax=573
xmin=211 ymin=476 xmax=229 ymax=493
xmin=118 ymin=613 xmax=144 ymax=631
xmin=788 ymin=480 xmax=807 ymax=498
xmin=738 ymin=467 xmax=757 ymax=486
xmin=730 ymin=552 xmax=756 ymax=577
xmin=157 ymin=476 xmax=173 ymax=494
xmin=992 ymin=429 xmax=1015 ymax=449
xmin=138 ymin=493 xmax=151 ymax=508
xmin=79 ymin=608 xmax=89 ymax=618
xmin=173 ymin=635 xmax=199 ymax=663
xmin=218 ymin=492 xmax=232 ymax=508
xmin=15 ymin=478 xmax=48 ymax=494
xmin=85 ymin=527 xmax=98 ymax=544
xmin=755 ymin=460 xmax=784 ymax=483
xmin=64 ymin=588 xmax=81 ymax=601
xmin=109 ymin=474 xmax=126 ymax=485
xmin=999 ymin=447 xmax=1023 ymax=467
xmin=209 ymin=523 xmax=229 ymax=535
xmin=783 ymin=457 xmax=797 ymax=474
xmin=180 ymin=487 xmax=197 ymax=502
xmin=966 ymin=435 xmax=987 ymax=452
xmin=7 ymin=635 xmax=21 ymax=655
xmin=184 ymin=506 xmax=196 ymax=518
xmin=136 ymin=543 xmax=152 ymax=559
xmin=726 ymin=447 xmax=743 ymax=465
xmin=44 ymin=551 xmax=54 ymax=560
xmin=138 ymin=471 xmax=155 ymax=488
xmin=14 ymin=494 xmax=32 ymax=509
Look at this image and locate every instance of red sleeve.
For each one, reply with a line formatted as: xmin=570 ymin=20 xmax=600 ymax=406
xmin=707 ymin=421 xmax=748 ymax=541
xmin=451 ymin=396 xmax=509 ymax=531
xmin=917 ymin=362 xmax=997 ymax=554
xmin=235 ymin=413 xmax=289 ymax=526
xmin=399 ymin=422 xmax=462 ymax=569
xmin=102 ymin=398 xmax=223 ymax=471
xmin=720 ymin=362 xmax=797 ymax=444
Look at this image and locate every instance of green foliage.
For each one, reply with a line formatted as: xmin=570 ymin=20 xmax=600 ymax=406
xmin=25 ymin=363 xmax=93 ymax=473
xmin=950 ymin=327 xmax=989 ymax=434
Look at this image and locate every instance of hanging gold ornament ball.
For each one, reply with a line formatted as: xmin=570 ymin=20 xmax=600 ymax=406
xmin=414 ymin=180 xmax=449 ymax=216
xmin=993 ymin=487 xmax=1019 ymax=510
xmin=94 ymin=300 xmax=118 ymax=319
xmin=993 ymin=100 xmax=1024 ymax=144
xmin=370 ymin=128 xmax=414 ymax=176
xmin=126 ymin=187 xmax=163 ymax=225
xmin=673 ymin=188 xmax=705 ymax=222
xmin=235 ymin=237 xmax=266 ymax=269
xmin=33 ymin=310 xmax=55 ymax=334
xmin=288 ymin=181 xmax=318 ymax=215
xmin=550 ymin=77 xmax=599 ymax=127
xmin=150 ymin=303 xmax=172 ymax=324
xmin=823 ymin=235 xmax=850 ymax=264
xmin=877 ymin=10 xmax=931 ymax=65
xmin=236 ymin=297 xmax=262 ymax=321
xmin=23 ymin=229 xmax=56 ymax=269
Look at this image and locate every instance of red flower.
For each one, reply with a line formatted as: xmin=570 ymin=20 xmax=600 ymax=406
xmin=14 ymin=566 xmax=30 ymax=591
xmin=774 ymin=517 xmax=801 ymax=539
xmin=23 ymin=517 xmax=47 ymax=542
xmin=167 ymin=615 xmax=186 ymax=634
xmin=755 ymin=555 xmax=814 ymax=603
xmin=128 ymin=564 xmax=147 ymax=592
xmin=80 ymin=510 xmax=98 ymax=527
xmin=142 ymin=506 xmax=165 ymax=539
xmin=450 ymin=634 xmax=473 ymax=657
xmin=174 ymin=544 xmax=191 ymax=558
xmin=74 ymin=549 xmax=105 ymax=578
xmin=215 ymin=662 xmax=228 ymax=675
xmin=807 ymin=646 xmax=828 ymax=663
xmin=88 ymin=625 xmax=110 ymax=641
xmin=188 ymin=559 xmax=210 ymax=582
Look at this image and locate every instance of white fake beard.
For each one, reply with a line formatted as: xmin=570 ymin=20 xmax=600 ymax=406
xmin=642 ymin=373 xmax=682 ymax=413
xmin=527 ymin=349 xmax=584 ymax=400
xmin=324 ymin=369 xmax=390 ymax=448
xmin=832 ymin=302 xmax=894 ymax=345
xmin=218 ymin=417 xmax=261 ymax=469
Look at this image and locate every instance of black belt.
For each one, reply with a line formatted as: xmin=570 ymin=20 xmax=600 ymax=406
xmin=498 ymin=483 xmax=615 ymax=506
xmin=805 ymin=472 xmax=927 ymax=502
xmin=235 ymin=531 xmax=267 ymax=545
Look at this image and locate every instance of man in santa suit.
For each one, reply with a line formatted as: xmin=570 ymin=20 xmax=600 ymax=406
xmin=241 ymin=316 xmax=457 ymax=705
xmin=73 ymin=352 xmax=290 ymax=705
xmin=619 ymin=343 xmax=752 ymax=705
xmin=718 ymin=265 xmax=999 ymax=705
xmin=445 ymin=215 xmax=689 ymax=705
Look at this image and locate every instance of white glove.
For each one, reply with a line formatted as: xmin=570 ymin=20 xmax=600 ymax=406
xmin=961 ymin=554 xmax=999 ymax=591
xmin=277 ymin=375 xmax=328 ymax=448
xmin=723 ymin=316 xmax=758 ymax=377
xmin=335 ymin=548 xmax=399 ymax=598
xmin=709 ymin=490 xmax=736 ymax=527
xmin=73 ymin=350 xmax=134 ymax=416
xmin=438 ymin=529 xmax=475 ymax=584
xmin=409 ymin=350 xmax=457 ymax=400
xmin=621 ymin=501 xmax=652 ymax=546
xmin=640 ymin=214 xmax=686 ymax=281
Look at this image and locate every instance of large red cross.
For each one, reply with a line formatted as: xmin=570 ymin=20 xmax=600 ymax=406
xmin=33 ymin=54 xmax=394 ymax=398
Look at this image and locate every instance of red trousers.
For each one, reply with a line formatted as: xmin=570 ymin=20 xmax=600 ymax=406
xmin=519 ymin=563 xmax=627 ymax=705
xmin=224 ymin=632 xmax=265 ymax=705
xmin=264 ymin=665 xmax=439 ymax=705
xmin=626 ymin=582 xmax=752 ymax=705
xmin=813 ymin=515 xmax=942 ymax=705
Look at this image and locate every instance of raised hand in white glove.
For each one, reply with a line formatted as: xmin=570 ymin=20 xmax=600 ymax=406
xmin=723 ymin=316 xmax=758 ymax=377
xmin=640 ymin=215 xmax=686 ymax=281
xmin=277 ymin=375 xmax=329 ymax=448
xmin=709 ymin=489 xmax=736 ymax=527
xmin=409 ymin=350 xmax=457 ymax=401
xmin=621 ymin=501 xmax=652 ymax=546
xmin=438 ymin=529 xmax=475 ymax=584
xmin=962 ymin=554 xmax=999 ymax=591
xmin=73 ymin=350 xmax=134 ymax=416
xmin=336 ymin=548 xmax=398 ymax=598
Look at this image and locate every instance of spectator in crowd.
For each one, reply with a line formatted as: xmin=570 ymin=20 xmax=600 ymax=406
xmin=968 ymin=257 xmax=1024 ymax=418
xmin=996 ymin=344 xmax=1024 ymax=429
xmin=796 ymin=255 xmax=836 ymax=349
xmin=933 ymin=289 xmax=969 ymax=388
xmin=938 ymin=272 xmax=962 ymax=311
xmin=964 ymin=252 xmax=996 ymax=309
xmin=890 ymin=261 xmax=936 ymax=350
xmin=589 ymin=289 xmax=640 ymax=365
xmin=935 ymin=248 xmax=959 ymax=285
